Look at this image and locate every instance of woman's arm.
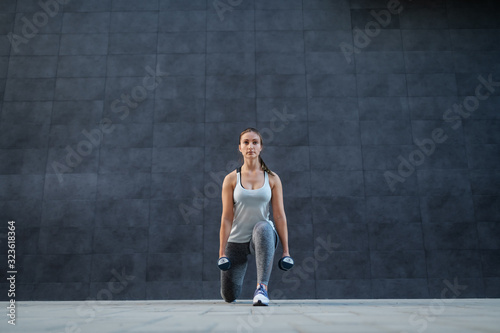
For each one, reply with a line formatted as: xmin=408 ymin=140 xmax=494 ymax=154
xmin=271 ymin=173 xmax=290 ymax=257
xmin=219 ymin=172 xmax=235 ymax=258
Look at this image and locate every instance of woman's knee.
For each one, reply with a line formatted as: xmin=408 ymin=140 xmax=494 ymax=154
xmin=253 ymin=221 xmax=273 ymax=236
xmin=221 ymin=286 xmax=239 ymax=303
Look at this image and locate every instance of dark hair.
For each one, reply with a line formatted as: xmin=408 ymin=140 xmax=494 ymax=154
xmin=239 ymin=127 xmax=274 ymax=176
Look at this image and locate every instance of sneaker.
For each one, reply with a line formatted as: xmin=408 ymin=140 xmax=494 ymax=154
xmin=252 ymin=284 xmax=269 ymax=306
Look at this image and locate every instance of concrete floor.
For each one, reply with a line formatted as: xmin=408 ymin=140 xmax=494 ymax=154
xmin=1 ymin=299 xmax=499 ymax=333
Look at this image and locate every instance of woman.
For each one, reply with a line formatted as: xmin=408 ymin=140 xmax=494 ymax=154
xmin=218 ymin=127 xmax=292 ymax=306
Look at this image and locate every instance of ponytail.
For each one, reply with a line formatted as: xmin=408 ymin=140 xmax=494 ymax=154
xmin=259 ymin=156 xmax=274 ymax=176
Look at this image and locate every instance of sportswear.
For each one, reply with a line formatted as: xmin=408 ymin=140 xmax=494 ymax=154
xmin=227 ymin=168 xmax=275 ymax=243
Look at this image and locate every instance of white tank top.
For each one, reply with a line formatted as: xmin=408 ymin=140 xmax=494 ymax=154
xmin=228 ymin=168 xmax=275 ymax=243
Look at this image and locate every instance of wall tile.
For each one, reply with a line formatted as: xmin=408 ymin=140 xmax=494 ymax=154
xmin=405 ymin=51 xmax=455 ymax=73
xmin=256 ymin=31 xmax=304 ymax=53
xmin=207 ymin=53 xmax=254 ymax=75
xmin=44 ymin=173 xmax=97 ymax=201
xmin=402 ymin=29 xmax=452 ymax=51
xmin=423 ymin=223 xmax=478 ymax=250
xmin=1 ymin=200 xmax=42 ymax=226
xmin=148 ymin=224 xmax=203 ymax=253
xmin=110 ymin=12 xmax=158 ymax=33
xmin=94 ymin=199 xmax=150 ymax=228
xmin=450 ymin=29 xmax=500 ymax=51
xmin=62 ymin=12 xmax=110 ymax=33
xmin=371 ymin=250 xmax=427 ymax=278
xmin=148 ymin=253 xmax=203 ymax=281
xmin=13 ymin=12 xmax=62 ymax=35
xmin=312 ymin=196 xmax=365 ymax=224
xmin=366 ymin=196 xmax=421 ymax=223
xmin=428 ymin=277 xmax=484 ymax=298
xmin=36 ymin=255 xmax=92 ymax=282
xmin=360 ymin=120 xmax=412 ymax=145
xmin=42 ymin=200 xmax=95 ymax=227
xmin=316 ymin=251 xmax=370 ymax=279
xmin=355 ymin=52 xmax=405 ymax=74
xmin=93 ymin=227 xmax=149 ymax=254
xmin=477 ymin=222 xmax=500 ymax=250
xmin=357 ymin=74 xmax=407 ymax=97
xmin=55 ymin=78 xmax=105 ymax=100
xmin=63 ymin=0 xmax=112 ymax=12
xmin=160 ymin=32 xmax=206 ymax=54
xmin=114 ymin=0 xmax=158 ymax=11
xmin=160 ymin=0 xmax=205 ymax=11
xmin=371 ymin=279 xmax=429 ymax=298
xmin=315 ymin=222 xmax=368 ymax=251
xmin=97 ymin=173 xmax=150 ymax=200
xmin=5 ymin=78 xmax=55 ymax=101
xmin=407 ymin=73 xmax=457 ymax=96
xmin=470 ymin=169 xmax=500 ymax=196
xmin=207 ymin=75 xmax=255 ymax=99
xmin=420 ymin=195 xmax=474 ymax=224
xmin=258 ymin=53 xmax=305 ymax=75
xmin=303 ymin=10 xmax=351 ymax=30
xmin=38 ymin=227 xmax=93 ymax=254
xmin=364 ymin=170 xmax=419 ymax=196
xmin=417 ymin=169 xmax=471 ymax=196
xmin=160 ymin=10 xmax=206 ymax=32
xmin=151 ymin=172 xmax=204 ymax=200
xmin=57 ymin=55 xmax=107 ymax=77
xmin=257 ymin=75 xmax=306 ymax=98
xmin=255 ymin=10 xmax=303 ymax=31
xmin=307 ymin=74 xmax=357 ymax=97
xmin=310 ymin=146 xmax=362 ymax=171
xmin=311 ymin=171 xmax=364 ymax=197
xmin=155 ymin=98 xmax=205 ymax=122
xmin=207 ymin=9 xmax=253 ymax=31
xmin=8 ymin=56 xmax=58 ymax=78
xmin=1 ymin=122 xmax=50 ymax=148
xmin=473 ymin=195 xmax=500 ymax=222
xmin=426 ymin=250 xmax=482 ymax=278
xmin=307 ymin=52 xmax=355 ymax=74
xmin=316 ymin=279 xmax=372 ymax=299
xmin=362 ymin=144 xmax=416 ymax=170
xmin=59 ymin=34 xmax=109 ymax=55
xmin=33 ymin=283 xmax=89 ymax=300
xmin=400 ymin=8 xmax=448 ymax=29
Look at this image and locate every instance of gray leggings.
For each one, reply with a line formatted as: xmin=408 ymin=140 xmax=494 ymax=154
xmin=221 ymin=221 xmax=278 ymax=303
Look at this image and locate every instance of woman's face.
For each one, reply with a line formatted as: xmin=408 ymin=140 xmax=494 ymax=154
xmin=239 ymin=132 xmax=262 ymax=158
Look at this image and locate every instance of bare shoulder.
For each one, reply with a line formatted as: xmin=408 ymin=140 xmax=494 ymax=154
xmin=223 ymin=170 xmax=237 ymax=188
xmin=268 ymin=171 xmax=282 ymax=189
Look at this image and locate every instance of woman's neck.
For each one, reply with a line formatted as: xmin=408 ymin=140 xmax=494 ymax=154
xmin=242 ymin=158 xmax=261 ymax=173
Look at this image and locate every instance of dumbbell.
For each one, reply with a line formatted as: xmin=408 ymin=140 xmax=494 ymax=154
xmin=278 ymin=256 xmax=294 ymax=271
xmin=217 ymin=257 xmax=231 ymax=271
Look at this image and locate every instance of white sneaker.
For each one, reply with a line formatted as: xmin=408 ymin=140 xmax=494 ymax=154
xmin=252 ymin=284 xmax=269 ymax=306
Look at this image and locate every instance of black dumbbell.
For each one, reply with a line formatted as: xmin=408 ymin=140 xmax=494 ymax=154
xmin=278 ymin=256 xmax=294 ymax=271
xmin=217 ymin=257 xmax=231 ymax=271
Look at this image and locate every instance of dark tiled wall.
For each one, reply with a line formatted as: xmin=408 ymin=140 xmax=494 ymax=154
xmin=0 ymin=0 xmax=499 ymax=300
